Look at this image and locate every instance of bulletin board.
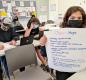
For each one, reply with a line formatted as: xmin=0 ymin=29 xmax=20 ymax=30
xmin=0 ymin=0 xmax=11 ymax=18
xmin=11 ymin=0 xmax=36 ymax=18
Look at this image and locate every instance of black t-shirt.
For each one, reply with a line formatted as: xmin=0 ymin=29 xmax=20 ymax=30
xmin=30 ymin=27 xmax=39 ymax=36
xmin=29 ymin=27 xmax=40 ymax=40
xmin=0 ymin=27 xmax=18 ymax=42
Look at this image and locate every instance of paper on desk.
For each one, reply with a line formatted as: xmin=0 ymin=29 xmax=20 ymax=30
xmin=0 ymin=43 xmax=15 ymax=56
xmin=3 ymin=43 xmax=15 ymax=50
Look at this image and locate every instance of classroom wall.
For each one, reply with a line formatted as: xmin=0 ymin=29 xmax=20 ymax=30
xmin=58 ymin=0 xmax=86 ymax=20
xmin=13 ymin=0 xmax=86 ymax=26
xmin=36 ymin=0 xmax=49 ymax=22
xmin=48 ymin=0 xmax=58 ymax=22
xmin=2 ymin=0 xmax=86 ymax=26
xmin=11 ymin=0 xmax=36 ymax=28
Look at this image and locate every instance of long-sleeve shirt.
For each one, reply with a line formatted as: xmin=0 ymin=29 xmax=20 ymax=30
xmin=0 ymin=27 xmax=18 ymax=42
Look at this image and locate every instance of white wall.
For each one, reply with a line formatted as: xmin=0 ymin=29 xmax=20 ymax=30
xmin=58 ymin=0 xmax=86 ymax=19
xmin=48 ymin=0 xmax=58 ymax=22
xmin=12 ymin=0 xmax=86 ymax=26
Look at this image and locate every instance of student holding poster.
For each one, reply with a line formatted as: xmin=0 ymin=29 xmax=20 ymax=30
xmin=40 ymin=6 xmax=86 ymax=80
xmin=56 ymin=6 xmax=86 ymax=80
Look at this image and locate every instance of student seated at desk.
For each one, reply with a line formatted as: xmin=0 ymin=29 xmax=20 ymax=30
xmin=24 ymin=17 xmax=47 ymax=68
xmin=24 ymin=17 xmax=41 ymax=39
xmin=12 ymin=16 xmax=24 ymax=31
xmin=0 ymin=17 xmax=18 ymax=79
xmin=0 ymin=17 xmax=18 ymax=44
xmin=40 ymin=6 xmax=86 ymax=80
xmin=12 ymin=16 xmax=24 ymax=36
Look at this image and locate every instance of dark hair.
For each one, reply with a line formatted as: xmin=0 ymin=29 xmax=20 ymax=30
xmin=27 ymin=17 xmax=40 ymax=28
xmin=13 ymin=16 xmax=18 ymax=22
xmin=60 ymin=6 xmax=86 ymax=28
xmin=31 ymin=15 xmax=35 ymax=18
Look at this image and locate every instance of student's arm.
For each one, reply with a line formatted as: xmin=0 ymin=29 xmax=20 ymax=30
xmin=24 ymin=25 xmax=33 ymax=37
xmin=24 ymin=28 xmax=31 ymax=37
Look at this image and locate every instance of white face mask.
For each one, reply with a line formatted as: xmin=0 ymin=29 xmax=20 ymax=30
xmin=1 ymin=24 xmax=10 ymax=31
xmin=32 ymin=24 xmax=39 ymax=29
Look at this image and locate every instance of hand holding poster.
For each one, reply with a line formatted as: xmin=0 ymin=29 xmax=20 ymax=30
xmin=45 ymin=28 xmax=86 ymax=72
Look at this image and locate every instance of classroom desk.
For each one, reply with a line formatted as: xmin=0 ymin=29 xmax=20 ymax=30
xmin=0 ymin=43 xmax=15 ymax=56
xmin=16 ymin=39 xmax=40 ymax=47
xmin=67 ymin=69 xmax=86 ymax=80
xmin=0 ymin=40 xmax=40 ymax=56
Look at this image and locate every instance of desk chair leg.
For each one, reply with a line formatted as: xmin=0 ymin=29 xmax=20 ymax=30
xmin=0 ymin=61 xmax=3 ymax=80
xmin=13 ymin=73 xmax=16 ymax=80
xmin=0 ymin=56 xmax=10 ymax=80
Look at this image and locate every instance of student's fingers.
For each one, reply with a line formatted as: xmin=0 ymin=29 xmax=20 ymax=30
xmin=0 ymin=45 xmax=4 ymax=50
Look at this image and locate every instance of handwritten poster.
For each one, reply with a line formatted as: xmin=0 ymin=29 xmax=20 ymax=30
xmin=45 ymin=28 xmax=86 ymax=72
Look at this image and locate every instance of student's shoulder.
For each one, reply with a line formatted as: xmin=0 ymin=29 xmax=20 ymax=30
xmin=83 ymin=25 xmax=86 ymax=28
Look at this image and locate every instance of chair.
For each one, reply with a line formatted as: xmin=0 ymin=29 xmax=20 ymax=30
xmin=66 ymin=70 xmax=86 ymax=80
xmin=5 ymin=44 xmax=52 ymax=80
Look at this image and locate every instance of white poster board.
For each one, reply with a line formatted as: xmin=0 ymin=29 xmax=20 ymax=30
xmin=45 ymin=28 xmax=86 ymax=72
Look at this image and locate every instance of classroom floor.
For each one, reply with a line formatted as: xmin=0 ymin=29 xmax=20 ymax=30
xmin=3 ymin=66 xmax=54 ymax=80
xmin=3 ymin=57 xmax=55 ymax=80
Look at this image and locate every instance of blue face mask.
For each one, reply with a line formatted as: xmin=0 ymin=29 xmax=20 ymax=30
xmin=68 ymin=20 xmax=83 ymax=28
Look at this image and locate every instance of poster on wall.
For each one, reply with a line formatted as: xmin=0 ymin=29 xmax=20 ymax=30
xmin=11 ymin=0 xmax=36 ymax=18
xmin=45 ymin=28 xmax=86 ymax=72
xmin=0 ymin=0 xmax=11 ymax=18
